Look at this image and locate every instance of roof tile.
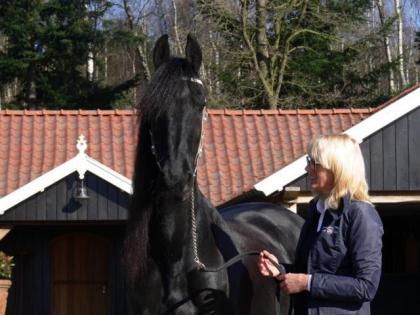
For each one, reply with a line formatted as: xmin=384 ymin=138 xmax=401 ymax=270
xmin=0 ymin=95 xmax=398 ymax=205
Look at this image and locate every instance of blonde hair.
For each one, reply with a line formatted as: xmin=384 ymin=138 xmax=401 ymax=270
xmin=307 ymin=134 xmax=370 ymax=209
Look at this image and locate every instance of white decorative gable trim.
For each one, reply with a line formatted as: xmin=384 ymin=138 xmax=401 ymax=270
xmin=255 ymin=86 xmax=420 ymax=196
xmin=0 ymin=135 xmax=132 ymax=214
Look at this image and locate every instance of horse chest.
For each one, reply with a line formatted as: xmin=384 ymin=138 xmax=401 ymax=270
xmin=150 ymin=217 xmax=190 ymax=261
xmin=160 ymin=266 xmax=230 ymax=315
xmin=142 ymin=260 xmax=203 ymax=314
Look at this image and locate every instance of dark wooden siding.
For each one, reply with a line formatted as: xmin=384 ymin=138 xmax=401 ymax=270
xmin=288 ymin=107 xmax=420 ymax=191
xmin=0 ymin=172 xmax=130 ymax=222
xmin=0 ymin=226 xmax=127 ymax=315
xmin=2 ymin=229 xmax=51 ymax=315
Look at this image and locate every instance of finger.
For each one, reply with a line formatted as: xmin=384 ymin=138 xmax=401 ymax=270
xmin=260 ymin=260 xmax=272 ymax=275
xmin=259 ymin=264 xmax=270 ymax=274
xmin=264 ymin=261 xmax=280 ymax=277
xmin=259 ymin=262 xmax=273 ymax=276
xmin=262 ymin=260 xmax=279 ymax=277
xmin=262 ymin=253 xmax=282 ymax=273
xmin=258 ymin=263 xmax=268 ymax=274
xmin=264 ymin=251 xmax=279 ymax=263
xmin=261 ymin=250 xmax=271 ymax=256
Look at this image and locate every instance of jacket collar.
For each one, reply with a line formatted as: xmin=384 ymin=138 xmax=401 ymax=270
xmin=326 ymin=193 xmax=351 ymax=220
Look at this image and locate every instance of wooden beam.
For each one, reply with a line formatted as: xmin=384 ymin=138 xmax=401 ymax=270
xmin=292 ymin=193 xmax=420 ymax=204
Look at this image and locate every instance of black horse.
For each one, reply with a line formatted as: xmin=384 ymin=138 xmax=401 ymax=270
xmin=123 ymin=34 xmax=303 ymax=315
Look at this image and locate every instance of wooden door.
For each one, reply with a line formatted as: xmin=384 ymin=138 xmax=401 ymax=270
xmin=51 ymin=233 xmax=111 ymax=315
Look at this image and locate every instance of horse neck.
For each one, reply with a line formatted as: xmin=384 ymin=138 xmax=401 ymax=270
xmin=148 ymin=184 xmax=208 ymax=264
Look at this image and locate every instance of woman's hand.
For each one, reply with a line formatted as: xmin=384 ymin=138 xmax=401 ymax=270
xmin=258 ymin=250 xmax=309 ymax=294
xmin=277 ymin=273 xmax=309 ymax=294
xmin=258 ymin=250 xmax=281 ymax=277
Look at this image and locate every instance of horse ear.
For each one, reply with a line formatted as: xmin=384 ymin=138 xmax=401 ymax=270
xmin=153 ymin=34 xmax=170 ymax=70
xmin=185 ymin=34 xmax=202 ymax=74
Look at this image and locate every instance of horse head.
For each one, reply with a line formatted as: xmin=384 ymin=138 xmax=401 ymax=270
xmin=140 ymin=34 xmax=207 ymax=194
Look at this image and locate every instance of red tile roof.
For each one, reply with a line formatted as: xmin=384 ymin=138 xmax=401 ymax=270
xmin=0 ymin=108 xmax=375 ymax=206
xmin=198 ymin=108 xmax=374 ymax=204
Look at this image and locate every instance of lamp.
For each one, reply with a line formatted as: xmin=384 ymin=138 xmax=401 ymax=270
xmin=75 ymin=178 xmax=89 ymax=200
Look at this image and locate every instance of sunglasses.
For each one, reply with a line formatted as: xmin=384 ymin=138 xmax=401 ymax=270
xmin=306 ymin=156 xmax=318 ymax=168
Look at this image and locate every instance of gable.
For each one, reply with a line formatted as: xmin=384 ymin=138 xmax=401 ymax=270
xmin=287 ymin=106 xmax=420 ymax=192
xmin=255 ymin=85 xmax=420 ymax=196
xmin=0 ymin=110 xmax=138 ymax=197
xmin=0 ymin=172 xmax=129 ymax=222
xmin=0 ymin=135 xmax=132 ymax=214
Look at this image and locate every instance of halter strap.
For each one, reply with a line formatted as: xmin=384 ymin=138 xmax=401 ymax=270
xmin=182 ymin=77 xmax=203 ymax=86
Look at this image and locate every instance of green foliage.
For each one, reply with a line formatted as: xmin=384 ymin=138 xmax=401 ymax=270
xmin=0 ymin=0 xmax=134 ymax=108
xmin=0 ymin=252 xmax=13 ymax=280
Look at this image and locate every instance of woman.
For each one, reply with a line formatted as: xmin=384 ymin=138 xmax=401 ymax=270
xmin=259 ymin=134 xmax=383 ymax=315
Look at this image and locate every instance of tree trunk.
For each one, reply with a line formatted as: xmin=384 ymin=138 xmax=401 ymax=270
xmin=172 ymin=0 xmax=183 ymax=55
xmin=87 ymin=51 xmax=94 ymax=82
xmin=241 ymin=0 xmax=275 ymax=108
xmin=256 ymin=0 xmax=269 ymax=82
xmin=132 ymin=58 xmax=137 ymax=104
xmin=104 ymin=44 xmax=108 ymax=83
xmin=376 ymin=0 xmax=395 ymax=93
xmin=209 ymin=31 xmax=220 ymax=96
xmin=268 ymin=94 xmax=278 ymax=109
xmin=123 ymin=0 xmax=151 ymax=81
xmin=394 ymin=0 xmax=407 ymax=87
xmin=154 ymin=0 xmax=168 ymax=35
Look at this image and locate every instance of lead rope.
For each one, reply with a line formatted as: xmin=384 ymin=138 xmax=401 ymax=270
xmin=191 ymin=107 xmax=208 ymax=270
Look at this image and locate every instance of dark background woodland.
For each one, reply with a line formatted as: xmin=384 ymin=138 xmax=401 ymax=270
xmin=0 ymin=0 xmax=419 ymax=110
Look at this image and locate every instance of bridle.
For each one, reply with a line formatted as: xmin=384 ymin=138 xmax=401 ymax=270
xmin=148 ymin=76 xmax=208 ymax=270
xmin=149 ymin=76 xmax=284 ymax=273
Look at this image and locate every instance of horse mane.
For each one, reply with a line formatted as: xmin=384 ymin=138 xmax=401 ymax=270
xmin=122 ymin=119 xmax=155 ymax=286
xmin=122 ymin=54 xmax=206 ymax=287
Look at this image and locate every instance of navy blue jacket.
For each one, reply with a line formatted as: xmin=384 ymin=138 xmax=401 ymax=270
xmin=290 ymin=195 xmax=383 ymax=315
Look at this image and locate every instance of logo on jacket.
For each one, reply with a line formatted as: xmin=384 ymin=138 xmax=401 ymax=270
xmin=323 ymin=226 xmax=335 ymax=235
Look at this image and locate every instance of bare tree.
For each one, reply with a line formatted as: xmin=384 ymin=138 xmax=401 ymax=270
xmin=171 ymin=0 xmax=183 ymax=55
xmin=122 ymin=0 xmax=152 ymax=81
xmin=200 ymin=0 xmax=368 ymax=108
xmin=394 ymin=0 xmax=407 ymax=87
xmin=375 ymin=0 xmax=396 ymax=92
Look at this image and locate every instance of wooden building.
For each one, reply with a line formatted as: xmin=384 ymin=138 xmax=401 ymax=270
xmin=0 ymin=84 xmax=419 ymax=314
xmin=255 ymin=84 xmax=420 ymax=314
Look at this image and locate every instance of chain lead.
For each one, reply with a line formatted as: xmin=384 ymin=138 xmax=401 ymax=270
xmin=190 ymin=107 xmax=207 ymax=270
xmin=191 ymin=175 xmax=205 ymax=270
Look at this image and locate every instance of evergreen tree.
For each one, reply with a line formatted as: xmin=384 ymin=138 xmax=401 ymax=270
xmin=0 ymin=0 xmax=136 ymax=109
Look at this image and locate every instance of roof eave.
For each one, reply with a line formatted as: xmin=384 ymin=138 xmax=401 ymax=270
xmin=255 ymin=86 xmax=420 ymax=196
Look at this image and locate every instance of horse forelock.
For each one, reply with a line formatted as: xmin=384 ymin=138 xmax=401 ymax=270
xmin=139 ymin=58 xmax=206 ymax=122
